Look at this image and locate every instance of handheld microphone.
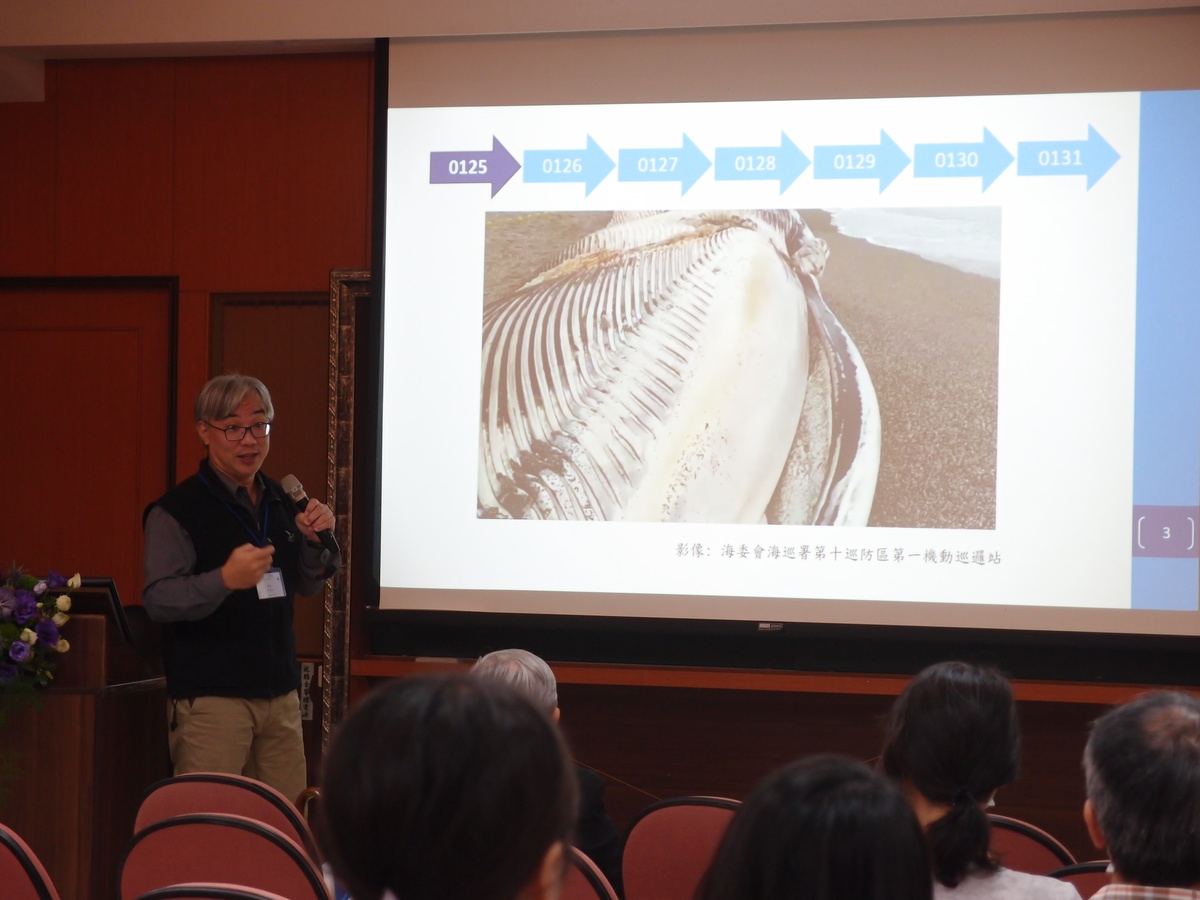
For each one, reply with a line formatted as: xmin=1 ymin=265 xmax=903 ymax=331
xmin=280 ymin=474 xmax=340 ymax=556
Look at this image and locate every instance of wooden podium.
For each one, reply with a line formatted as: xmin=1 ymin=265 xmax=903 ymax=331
xmin=0 ymin=613 xmax=170 ymax=900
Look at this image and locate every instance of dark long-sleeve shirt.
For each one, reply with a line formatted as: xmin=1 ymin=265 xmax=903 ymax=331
xmin=142 ymin=466 xmax=338 ymax=623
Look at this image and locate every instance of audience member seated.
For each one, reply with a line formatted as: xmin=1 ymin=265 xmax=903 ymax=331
xmin=471 ymin=648 xmax=625 ymax=897
xmin=1083 ymin=691 xmax=1200 ymax=900
xmin=314 ymin=673 xmax=578 ymax=900
xmin=697 ymin=754 xmax=932 ymax=900
xmin=881 ymin=661 xmax=1081 ymax=899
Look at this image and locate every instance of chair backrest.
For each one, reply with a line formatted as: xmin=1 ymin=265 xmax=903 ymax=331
xmin=622 ymin=797 xmax=741 ymax=900
xmin=1048 ymin=861 xmax=1112 ymax=900
xmin=135 ymin=773 xmax=320 ymax=861
xmin=0 ymin=822 xmax=61 ymax=900
xmin=120 ymin=814 xmax=332 ymax=900
xmin=564 ymin=847 xmax=620 ymax=900
xmin=988 ymin=814 xmax=1076 ymax=875
xmin=133 ymin=884 xmax=294 ymax=900
xmin=296 ymin=786 xmax=321 ymax=826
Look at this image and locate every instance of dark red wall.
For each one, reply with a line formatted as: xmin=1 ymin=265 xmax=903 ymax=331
xmin=0 ymin=52 xmax=374 ymax=479
xmin=0 ymin=52 xmax=372 ymax=659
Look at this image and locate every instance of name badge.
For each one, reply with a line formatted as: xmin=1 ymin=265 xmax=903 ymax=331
xmin=256 ymin=567 xmax=287 ymax=599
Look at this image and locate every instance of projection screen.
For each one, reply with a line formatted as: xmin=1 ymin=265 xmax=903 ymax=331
xmin=373 ymin=11 xmax=1200 ymax=643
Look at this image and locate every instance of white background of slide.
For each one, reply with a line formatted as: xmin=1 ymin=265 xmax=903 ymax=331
xmin=379 ymin=91 xmax=1140 ymax=617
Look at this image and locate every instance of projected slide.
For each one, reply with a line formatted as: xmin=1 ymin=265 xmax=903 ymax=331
xmin=479 ymin=208 xmax=997 ymax=530
xmin=380 ymin=90 xmax=1200 ymax=619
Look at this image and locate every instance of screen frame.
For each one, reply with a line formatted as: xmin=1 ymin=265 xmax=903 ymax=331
xmin=356 ymin=16 xmax=1200 ymax=682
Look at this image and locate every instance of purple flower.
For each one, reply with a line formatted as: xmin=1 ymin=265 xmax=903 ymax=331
xmin=35 ymin=618 xmax=59 ymax=648
xmin=46 ymin=570 xmax=68 ymax=589
xmin=8 ymin=640 xmax=31 ymax=663
xmin=0 ymin=662 xmax=17 ymax=683
xmin=0 ymin=587 xmax=15 ymax=619
xmin=13 ymin=590 xmax=37 ymax=625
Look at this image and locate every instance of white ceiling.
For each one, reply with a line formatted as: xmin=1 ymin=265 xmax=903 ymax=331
xmin=1 ymin=0 xmax=1196 ymax=57
xmin=1 ymin=1 xmax=1194 ymax=102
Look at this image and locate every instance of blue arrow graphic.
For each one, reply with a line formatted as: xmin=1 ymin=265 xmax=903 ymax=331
xmin=618 ymin=135 xmax=712 ymax=194
xmin=813 ymin=131 xmax=910 ymax=191
xmin=913 ymin=129 xmax=1014 ymax=191
xmin=713 ymin=133 xmax=810 ymax=192
xmin=1017 ymin=126 xmax=1120 ymax=189
xmin=523 ymin=135 xmax=615 ymax=196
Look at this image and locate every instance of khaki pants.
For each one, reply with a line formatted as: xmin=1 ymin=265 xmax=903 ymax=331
xmin=167 ymin=691 xmax=308 ymax=806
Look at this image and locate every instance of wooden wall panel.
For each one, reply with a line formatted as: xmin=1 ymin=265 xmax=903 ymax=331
xmin=558 ymin=682 xmax=1105 ymax=861
xmin=0 ymin=629 xmax=170 ymax=900
xmin=0 ymin=283 xmax=173 ymax=602
xmin=92 ymin=683 xmax=173 ymax=900
xmin=0 ymin=692 xmax=96 ymax=900
xmin=54 ymin=59 xmax=176 ymax=276
xmin=174 ymin=289 xmax=211 ymax=480
xmin=2 ymin=51 xmax=375 ymax=500
xmin=557 ymin=685 xmax=893 ymax=812
xmin=0 ymin=66 xmax=57 ymax=275
xmin=173 ymin=54 xmax=373 ymax=293
xmin=210 ymin=296 xmax=330 ymax=489
xmin=211 ymin=293 xmax=331 ymax=657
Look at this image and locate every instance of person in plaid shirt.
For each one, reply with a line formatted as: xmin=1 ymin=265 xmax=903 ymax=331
xmin=1084 ymin=691 xmax=1200 ymax=900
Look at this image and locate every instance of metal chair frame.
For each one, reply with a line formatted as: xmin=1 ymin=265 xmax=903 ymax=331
xmin=1047 ymin=860 xmax=1112 ymax=900
xmin=988 ymin=813 xmax=1076 ymax=873
xmin=566 ymin=847 xmax=621 ymax=900
xmin=133 ymin=885 xmax=294 ymax=900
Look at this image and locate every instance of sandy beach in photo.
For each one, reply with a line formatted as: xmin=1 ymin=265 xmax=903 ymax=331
xmin=803 ymin=209 xmax=999 ymax=529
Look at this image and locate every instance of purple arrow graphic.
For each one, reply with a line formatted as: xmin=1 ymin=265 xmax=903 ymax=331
xmin=429 ymin=137 xmax=521 ymax=197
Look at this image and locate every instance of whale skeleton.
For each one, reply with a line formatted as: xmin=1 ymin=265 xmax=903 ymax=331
xmin=478 ymin=210 xmax=880 ymax=525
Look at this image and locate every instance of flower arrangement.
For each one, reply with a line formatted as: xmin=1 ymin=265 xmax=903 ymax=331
xmin=0 ymin=565 xmax=76 ymax=693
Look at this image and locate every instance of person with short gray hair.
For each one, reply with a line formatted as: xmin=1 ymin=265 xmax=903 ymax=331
xmin=194 ymin=373 xmax=276 ymax=424
xmin=472 ymin=648 xmax=558 ymax=715
xmin=1083 ymin=691 xmax=1200 ymax=898
xmin=143 ymin=373 xmax=340 ymax=804
xmin=472 ymin=648 xmax=624 ymax=897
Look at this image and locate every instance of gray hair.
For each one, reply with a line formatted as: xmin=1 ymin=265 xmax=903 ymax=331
xmin=471 ymin=649 xmax=558 ymax=715
xmin=194 ymin=374 xmax=274 ymax=423
xmin=1084 ymin=691 xmax=1200 ymax=887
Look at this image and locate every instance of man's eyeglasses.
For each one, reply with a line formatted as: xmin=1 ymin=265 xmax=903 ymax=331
xmin=206 ymin=421 xmax=272 ymax=441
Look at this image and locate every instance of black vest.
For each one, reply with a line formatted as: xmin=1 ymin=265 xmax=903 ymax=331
xmin=148 ymin=459 xmax=304 ymax=699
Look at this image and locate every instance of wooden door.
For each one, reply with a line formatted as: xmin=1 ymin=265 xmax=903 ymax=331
xmin=0 ymin=277 xmax=175 ymax=604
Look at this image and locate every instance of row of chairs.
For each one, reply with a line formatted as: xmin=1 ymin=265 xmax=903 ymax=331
xmin=1 ymin=821 xmax=303 ymax=900
xmin=125 ymin=774 xmax=330 ymax=900
xmin=566 ymin=798 xmax=1112 ymax=900
xmin=2 ymin=773 xmax=332 ymax=900
xmin=3 ymin=777 xmax=1112 ymax=900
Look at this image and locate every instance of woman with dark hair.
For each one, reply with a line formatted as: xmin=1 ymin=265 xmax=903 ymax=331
xmin=698 ymin=754 xmax=932 ymax=900
xmin=881 ymin=661 xmax=1080 ymax=899
xmin=315 ymin=673 xmax=579 ymax=900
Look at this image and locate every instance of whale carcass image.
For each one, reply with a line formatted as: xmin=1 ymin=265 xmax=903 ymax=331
xmin=477 ymin=210 xmax=881 ymax=525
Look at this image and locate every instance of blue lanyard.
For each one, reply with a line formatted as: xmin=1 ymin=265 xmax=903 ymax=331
xmin=198 ymin=470 xmax=271 ymax=547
